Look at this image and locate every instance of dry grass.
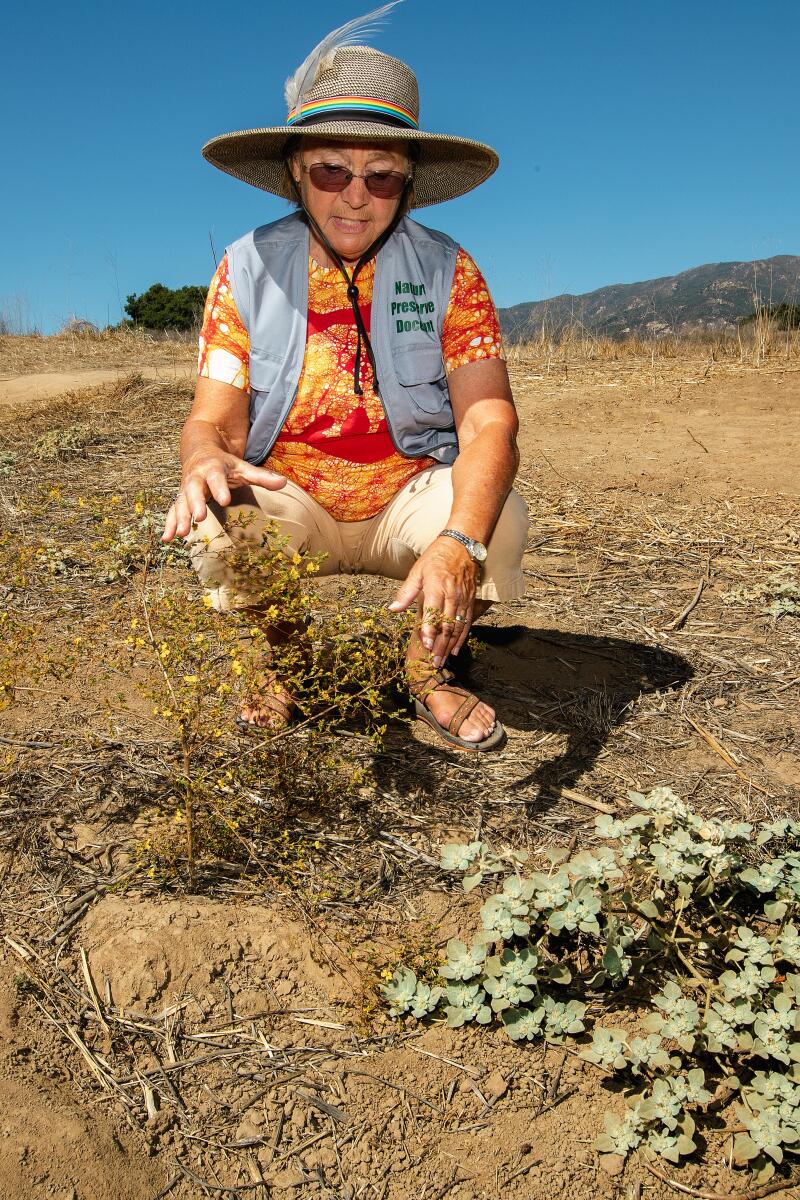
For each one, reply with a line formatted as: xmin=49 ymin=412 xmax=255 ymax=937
xmin=505 ymin=323 xmax=800 ymax=370
xmin=4 ymin=317 xmax=799 ymax=382
xmin=0 ymin=327 xmax=196 ymax=376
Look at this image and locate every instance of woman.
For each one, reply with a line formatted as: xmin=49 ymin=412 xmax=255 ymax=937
xmin=162 ymin=10 xmax=528 ymax=752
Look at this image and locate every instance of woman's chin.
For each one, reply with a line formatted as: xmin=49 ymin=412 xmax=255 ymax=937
xmin=327 ymin=222 xmax=374 ymax=261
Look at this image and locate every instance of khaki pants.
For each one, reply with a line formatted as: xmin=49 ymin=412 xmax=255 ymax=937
xmin=188 ymin=465 xmax=528 ymax=612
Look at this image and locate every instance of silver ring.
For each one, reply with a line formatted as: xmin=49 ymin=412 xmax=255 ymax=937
xmin=454 ymin=614 xmax=467 ymax=624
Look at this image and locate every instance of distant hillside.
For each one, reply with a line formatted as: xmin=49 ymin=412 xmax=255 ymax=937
xmin=498 ymin=255 xmax=800 ymax=342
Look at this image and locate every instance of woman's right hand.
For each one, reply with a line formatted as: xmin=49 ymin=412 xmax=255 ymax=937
xmin=161 ymin=450 xmax=287 ymax=543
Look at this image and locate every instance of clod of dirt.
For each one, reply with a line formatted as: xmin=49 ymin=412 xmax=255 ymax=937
xmin=483 ymin=1068 xmax=509 ymax=1099
xmin=598 ymin=1151 xmax=626 ymax=1176
xmin=80 ymin=895 xmax=349 ymax=1014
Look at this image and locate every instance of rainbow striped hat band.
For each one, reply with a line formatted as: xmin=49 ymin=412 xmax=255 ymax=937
xmin=287 ymin=95 xmax=419 ymax=129
xmin=202 ymin=45 xmax=498 ymax=209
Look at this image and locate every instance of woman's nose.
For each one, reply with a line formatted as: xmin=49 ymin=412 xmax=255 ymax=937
xmin=341 ymin=174 xmax=369 ymax=206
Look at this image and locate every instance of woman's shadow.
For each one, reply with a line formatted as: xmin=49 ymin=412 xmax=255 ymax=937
xmin=374 ymin=625 xmax=693 ymax=804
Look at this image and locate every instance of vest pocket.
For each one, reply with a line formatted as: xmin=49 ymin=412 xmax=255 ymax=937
xmin=391 ymin=343 xmax=450 ymax=419
xmin=248 ymin=346 xmax=284 ymax=394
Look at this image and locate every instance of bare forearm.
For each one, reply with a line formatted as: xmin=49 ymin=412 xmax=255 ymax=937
xmin=447 ymin=422 xmax=520 ymax=543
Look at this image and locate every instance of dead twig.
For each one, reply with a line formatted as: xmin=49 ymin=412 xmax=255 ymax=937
xmin=348 ymin=1069 xmax=443 ymax=1114
xmin=687 ymin=427 xmax=710 ymax=454
xmin=644 ymin=1159 xmax=799 ymax=1200
xmin=548 ymin=786 xmax=616 ymax=815
xmin=151 ymin=1174 xmax=181 ymax=1200
xmin=685 ymin=716 xmax=770 ymax=795
xmin=408 ymin=1045 xmax=482 ymax=1078
xmin=664 ymin=578 xmax=705 ymax=631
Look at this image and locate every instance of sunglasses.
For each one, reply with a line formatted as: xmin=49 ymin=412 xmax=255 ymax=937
xmin=300 ymin=161 xmax=411 ymax=199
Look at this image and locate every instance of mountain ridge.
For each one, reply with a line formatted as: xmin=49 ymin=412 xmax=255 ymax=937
xmin=497 ymin=254 xmax=800 ymax=342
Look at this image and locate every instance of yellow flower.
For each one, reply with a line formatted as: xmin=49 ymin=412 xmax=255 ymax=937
xmin=77 ymin=497 xmax=86 ymax=508
xmin=231 ymin=660 xmax=243 ymax=676
xmin=291 ymin=551 xmax=302 ymax=565
xmin=134 ymin=501 xmax=145 ymax=515
xmin=182 ymin=675 xmax=199 ymax=685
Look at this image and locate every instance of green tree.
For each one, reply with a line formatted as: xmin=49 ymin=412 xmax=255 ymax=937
xmin=740 ymin=303 xmax=800 ymax=331
xmin=124 ymin=283 xmax=207 ymax=331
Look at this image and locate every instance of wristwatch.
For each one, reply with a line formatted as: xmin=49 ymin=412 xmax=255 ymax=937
xmin=439 ymin=528 xmax=488 ymax=563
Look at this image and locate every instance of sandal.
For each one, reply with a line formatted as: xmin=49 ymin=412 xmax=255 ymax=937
xmin=408 ymin=667 xmax=506 ymax=753
xmin=235 ymin=669 xmax=295 ymax=734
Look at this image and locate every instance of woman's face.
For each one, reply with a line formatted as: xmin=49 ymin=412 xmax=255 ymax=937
xmin=290 ymin=138 xmax=411 ymax=265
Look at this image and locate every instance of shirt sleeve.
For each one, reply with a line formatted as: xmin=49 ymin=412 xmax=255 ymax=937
xmin=197 ymin=254 xmax=250 ymax=391
xmin=441 ymin=248 xmax=505 ymax=375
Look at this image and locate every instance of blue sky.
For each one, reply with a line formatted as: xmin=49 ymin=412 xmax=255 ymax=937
xmin=4 ymin=0 xmax=798 ymax=333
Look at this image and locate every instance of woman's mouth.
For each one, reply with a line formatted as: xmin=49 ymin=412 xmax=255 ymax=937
xmin=331 ymin=216 xmax=369 ymax=233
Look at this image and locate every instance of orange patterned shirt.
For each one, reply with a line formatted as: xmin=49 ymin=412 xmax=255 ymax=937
xmin=198 ymin=248 xmax=504 ymax=521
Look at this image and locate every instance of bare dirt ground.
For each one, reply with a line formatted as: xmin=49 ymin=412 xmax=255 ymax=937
xmin=0 ymin=336 xmax=798 ymax=1200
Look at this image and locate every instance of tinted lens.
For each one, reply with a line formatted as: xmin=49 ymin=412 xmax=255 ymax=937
xmin=308 ymin=163 xmax=351 ymax=191
xmin=306 ymin=163 xmax=408 ymax=198
xmin=363 ymin=170 xmax=407 ymax=198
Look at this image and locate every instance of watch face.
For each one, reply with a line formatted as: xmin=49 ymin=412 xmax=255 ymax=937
xmin=472 ymin=541 xmax=488 ymax=563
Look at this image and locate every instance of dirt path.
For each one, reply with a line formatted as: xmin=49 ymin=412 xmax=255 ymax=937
xmin=0 ymin=364 xmax=194 ymax=407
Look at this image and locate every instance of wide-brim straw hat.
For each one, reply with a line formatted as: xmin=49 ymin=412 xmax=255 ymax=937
xmin=202 ymin=40 xmax=498 ymax=209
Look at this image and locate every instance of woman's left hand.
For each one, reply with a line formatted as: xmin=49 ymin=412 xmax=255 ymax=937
xmin=388 ymin=537 xmax=478 ymax=665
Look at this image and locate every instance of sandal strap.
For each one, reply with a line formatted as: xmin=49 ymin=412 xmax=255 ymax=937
xmin=408 ymin=666 xmax=484 ymax=738
xmin=447 ymin=693 xmax=480 ymax=736
xmin=408 ymin=666 xmax=454 ymax=701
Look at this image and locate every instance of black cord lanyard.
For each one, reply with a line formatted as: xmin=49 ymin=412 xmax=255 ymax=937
xmin=292 ymin=181 xmax=406 ymax=397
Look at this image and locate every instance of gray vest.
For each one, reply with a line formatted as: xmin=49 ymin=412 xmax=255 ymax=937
xmin=225 ymin=212 xmax=460 ymax=466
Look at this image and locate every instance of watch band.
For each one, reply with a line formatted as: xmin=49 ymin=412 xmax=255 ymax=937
xmin=439 ymin=528 xmax=487 ymax=563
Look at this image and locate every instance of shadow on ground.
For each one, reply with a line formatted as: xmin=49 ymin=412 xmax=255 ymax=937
xmin=373 ymin=625 xmax=693 ymax=807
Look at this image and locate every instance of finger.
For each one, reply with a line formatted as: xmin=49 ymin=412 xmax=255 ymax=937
xmin=161 ymin=503 xmax=178 ymax=543
xmin=451 ymin=600 xmax=475 ymax=656
xmin=238 ymin=461 xmax=287 ymax=491
xmin=203 ymin=466 xmax=232 ymax=510
xmin=431 ymin=593 xmax=460 ymax=666
xmin=442 ymin=613 xmax=466 ymax=660
xmin=172 ymin=493 xmax=196 ymax=540
xmin=419 ymin=587 xmax=448 ymax=653
xmin=388 ymin=574 xmax=423 ymax=613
